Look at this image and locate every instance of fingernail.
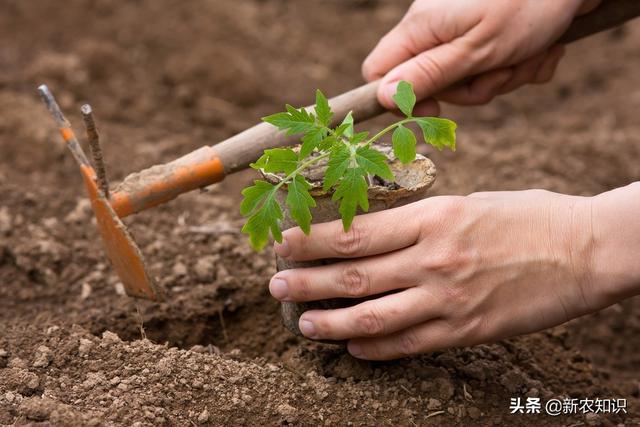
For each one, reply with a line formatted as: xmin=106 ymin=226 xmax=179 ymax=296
xmin=269 ymin=277 xmax=289 ymax=300
xmin=382 ymin=81 xmax=399 ymax=107
xmin=274 ymin=237 xmax=291 ymax=258
xmin=299 ymin=319 xmax=317 ymax=338
xmin=348 ymin=342 xmax=363 ymax=358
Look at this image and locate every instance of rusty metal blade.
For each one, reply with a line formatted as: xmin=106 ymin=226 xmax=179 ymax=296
xmin=38 ymin=85 xmax=164 ymax=301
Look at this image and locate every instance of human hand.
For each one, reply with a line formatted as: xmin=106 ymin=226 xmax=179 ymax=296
xmin=363 ymin=0 xmax=601 ymax=113
xmin=268 ymin=187 xmax=639 ymax=360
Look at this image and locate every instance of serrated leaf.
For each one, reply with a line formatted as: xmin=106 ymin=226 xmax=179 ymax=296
xmin=416 ymin=117 xmax=457 ymax=151
xmin=250 ymin=148 xmax=298 ymax=175
xmin=286 ymin=175 xmax=316 ymax=234
xmin=240 ymin=186 xmax=283 ymax=250
xmin=300 ymin=127 xmax=326 ymax=159
xmin=240 ymin=180 xmax=275 ymax=216
xmin=262 ymin=105 xmax=316 ymax=135
xmin=392 ymin=125 xmax=417 ymax=164
xmin=318 ymin=135 xmax=337 ymax=151
xmin=355 ymin=146 xmax=394 ymax=181
xmin=332 ymin=167 xmax=369 ymax=231
xmin=350 ymin=131 xmax=369 ymax=145
xmin=323 ymin=144 xmax=351 ymax=191
xmin=315 ymin=90 xmax=333 ymax=127
xmin=393 ymin=81 xmax=416 ymax=118
xmin=339 ymin=111 xmax=354 ymax=138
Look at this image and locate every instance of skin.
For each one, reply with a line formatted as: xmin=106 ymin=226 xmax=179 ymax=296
xmin=270 ymin=185 xmax=640 ymax=360
xmin=362 ymin=0 xmax=602 ymax=115
xmin=267 ymin=0 xmax=640 ymax=360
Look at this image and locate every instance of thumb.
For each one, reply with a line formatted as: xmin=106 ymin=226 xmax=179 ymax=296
xmin=378 ymin=39 xmax=478 ymax=109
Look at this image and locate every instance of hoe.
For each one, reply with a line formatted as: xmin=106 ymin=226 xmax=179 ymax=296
xmin=38 ymin=0 xmax=640 ymax=302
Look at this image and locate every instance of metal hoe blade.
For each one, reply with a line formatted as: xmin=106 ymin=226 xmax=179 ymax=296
xmin=38 ymin=85 xmax=164 ymax=301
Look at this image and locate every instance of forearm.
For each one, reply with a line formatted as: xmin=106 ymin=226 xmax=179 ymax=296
xmin=590 ymin=182 xmax=640 ymax=305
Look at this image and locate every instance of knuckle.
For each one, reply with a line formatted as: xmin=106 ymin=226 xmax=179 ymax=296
xmin=331 ymin=223 xmax=366 ymax=257
xmin=398 ymin=330 xmax=421 ymax=357
xmin=340 ymin=262 xmax=370 ymax=297
xmin=436 ymin=196 xmax=466 ymax=219
xmin=414 ymin=54 xmax=446 ymax=91
xmin=452 ymin=315 xmax=490 ymax=346
xmin=355 ymin=306 xmax=386 ymax=336
xmin=291 ymin=273 xmax=312 ymax=300
xmin=284 ymin=228 xmax=308 ymax=258
xmin=441 ymin=284 xmax=470 ymax=310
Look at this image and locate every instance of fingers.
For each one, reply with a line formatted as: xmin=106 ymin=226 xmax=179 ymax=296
xmin=435 ymin=68 xmax=513 ymax=105
xmin=412 ymin=97 xmax=441 ymax=117
xmin=495 ymin=47 xmax=560 ymax=94
xmin=531 ymin=44 xmax=565 ymax=84
xmin=362 ymin=21 xmax=418 ymax=82
xmin=274 ymin=204 xmax=422 ymax=261
xmin=433 ymin=45 xmax=564 ymax=106
xmin=270 ymin=248 xmax=420 ymax=302
xmin=297 ymin=287 xmax=442 ymax=341
xmin=377 ymin=39 xmax=477 ymax=108
xmin=347 ymin=319 xmax=456 ymax=361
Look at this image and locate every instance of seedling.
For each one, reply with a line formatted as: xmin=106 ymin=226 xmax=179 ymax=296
xmin=240 ymin=81 xmax=457 ymax=250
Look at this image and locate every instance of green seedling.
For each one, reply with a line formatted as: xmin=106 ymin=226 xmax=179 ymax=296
xmin=241 ymin=81 xmax=457 ymax=250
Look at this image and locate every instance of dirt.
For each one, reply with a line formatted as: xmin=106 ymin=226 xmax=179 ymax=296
xmin=1 ymin=1 xmax=639 ymax=425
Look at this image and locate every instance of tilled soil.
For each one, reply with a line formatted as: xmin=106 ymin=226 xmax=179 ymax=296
xmin=1 ymin=1 xmax=639 ymax=425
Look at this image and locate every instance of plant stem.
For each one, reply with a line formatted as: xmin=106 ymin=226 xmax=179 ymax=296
xmin=274 ymin=151 xmax=331 ymax=192
xmin=365 ymin=117 xmax=413 ymax=145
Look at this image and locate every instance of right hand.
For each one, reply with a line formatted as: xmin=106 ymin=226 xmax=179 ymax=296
xmin=363 ymin=0 xmax=601 ymax=115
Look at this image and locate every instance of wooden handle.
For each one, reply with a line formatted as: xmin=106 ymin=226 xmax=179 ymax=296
xmin=215 ymin=0 xmax=640 ymax=172
xmin=215 ymin=81 xmax=383 ymax=173
xmin=111 ymin=0 xmax=640 ymax=216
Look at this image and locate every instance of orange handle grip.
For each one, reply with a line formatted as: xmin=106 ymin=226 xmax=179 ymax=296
xmin=110 ymin=146 xmax=225 ymax=217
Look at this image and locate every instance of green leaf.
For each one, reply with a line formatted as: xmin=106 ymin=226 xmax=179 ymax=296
xmin=239 ymin=180 xmax=275 ymax=216
xmin=393 ymin=81 xmax=416 ymax=117
xmin=332 ymin=167 xmax=369 ymax=231
xmin=240 ymin=183 xmax=283 ymax=250
xmin=262 ymin=105 xmax=316 ymax=135
xmin=286 ymin=175 xmax=316 ymax=234
xmin=323 ymin=144 xmax=351 ymax=191
xmin=339 ymin=111 xmax=354 ymax=138
xmin=350 ymin=131 xmax=369 ymax=145
xmin=250 ymin=148 xmax=299 ymax=174
xmin=392 ymin=125 xmax=417 ymax=164
xmin=416 ymin=117 xmax=457 ymax=151
xmin=355 ymin=146 xmax=394 ymax=181
xmin=315 ymin=90 xmax=333 ymax=127
xmin=300 ymin=127 xmax=326 ymax=159
xmin=318 ymin=135 xmax=337 ymax=152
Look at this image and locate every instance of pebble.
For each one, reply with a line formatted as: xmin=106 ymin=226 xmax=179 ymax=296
xmin=193 ymin=256 xmax=217 ymax=282
xmin=102 ymin=331 xmax=122 ymax=343
xmin=9 ymin=358 xmax=27 ymax=369
xmin=78 ymin=338 xmax=94 ymax=355
xmin=32 ymin=345 xmax=53 ymax=368
xmin=173 ymin=262 xmax=188 ymax=277
xmin=197 ymin=409 xmax=209 ymax=424
xmin=427 ymin=398 xmax=442 ymax=410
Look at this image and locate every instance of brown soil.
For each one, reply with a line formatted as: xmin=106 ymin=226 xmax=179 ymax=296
xmin=1 ymin=1 xmax=639 ymax=425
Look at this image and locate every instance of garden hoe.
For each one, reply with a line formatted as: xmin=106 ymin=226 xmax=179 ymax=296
xmin=38 ymin=0 xmax=640 ymax=302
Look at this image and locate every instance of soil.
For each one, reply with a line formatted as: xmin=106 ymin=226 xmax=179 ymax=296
xmin=1 ymin=1 xmax=639 ymax=425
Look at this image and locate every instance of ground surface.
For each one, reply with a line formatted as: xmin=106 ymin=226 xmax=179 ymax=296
xmin=1 ymin=1 xmax=639 ymax=425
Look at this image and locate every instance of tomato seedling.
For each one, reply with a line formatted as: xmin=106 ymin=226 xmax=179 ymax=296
xmin=240 ymin=81 xmax=457 ymax=250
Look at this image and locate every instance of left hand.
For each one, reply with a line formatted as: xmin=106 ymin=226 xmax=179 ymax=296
xmin=269 ymin=189 xmax=607 ymax=360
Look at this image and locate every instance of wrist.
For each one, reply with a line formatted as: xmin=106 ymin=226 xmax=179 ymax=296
xmin=589 ymin=182 xmax=640 ymax=305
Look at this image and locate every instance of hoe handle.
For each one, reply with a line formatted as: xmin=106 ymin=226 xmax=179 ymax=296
xmin=110 ymin=0 xmax=640 ymax=217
